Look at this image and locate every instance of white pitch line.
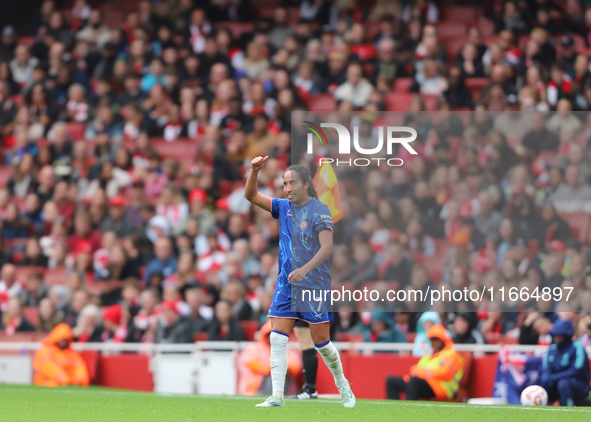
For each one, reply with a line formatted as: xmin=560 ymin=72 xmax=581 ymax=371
xmin=1 ymin=387 xmax=591 ymax=413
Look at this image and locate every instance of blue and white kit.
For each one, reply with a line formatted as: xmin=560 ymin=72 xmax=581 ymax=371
xmin=267 ymin=197 xmax=334 ymax=324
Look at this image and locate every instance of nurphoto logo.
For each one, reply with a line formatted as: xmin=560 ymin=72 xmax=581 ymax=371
xmin=304 ymin=122 xmax=419 ymax=167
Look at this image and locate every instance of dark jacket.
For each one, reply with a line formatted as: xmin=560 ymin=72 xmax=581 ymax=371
xmin=207 ymin=317 xmax=246 ymax=341
xmin=154 ymin=316 xmax=194 ymax=344
xmin=541 ymin=320 xmax=590 ymax=386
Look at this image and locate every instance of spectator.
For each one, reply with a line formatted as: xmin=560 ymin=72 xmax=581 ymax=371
xmin=38 ymin=297 xmax=62 ymax=332
xmin=331 ymin=302 xmax=363 ymax=336
xmin=101 ymin=196 xmax=136 ymax=239
xmin=20 ymin=271 xmax=49 ymax=307
xmin=185 ymin=288 xmax=210 ymax=335
xmin=386 ymin=325 xmax=464 ymax=400
xmin=32 ymin=323 xmax=89 ymax=387
xmin=154 ymin=300 xmax=193 ymax=344
xmin=67 ymin=210 xmax=102 ymax=253
xmin=21 ymin=238 xmax=49 ymax=267
xmin=143 ymin=237 xmax=178 ymax=283
xmin=519 ymin=312 xmax=553 ymax=345
xmin=2 ymin=297 xmax=35 ymax=334
xmin=10 ymin=45 xmax=39 ymax=86
xmin=539 ymin=319 xmax=590 ymax=406
xmin=75 ymin=9 xmax=110 ymax=49
xmin=207 ymin=300 xmax=246 ymax=341
xmin=244 ymin=114 xmax=276 ymax=158
xmin=522 ymin=112 xmax=560 ymax=157
xmin=102 ymin=304 xmax=129 ymax=343
xmin=474 ymin=191 xmax=503 ymax=245
xmin=380 ymin=241 xmax=414 ymax=287
xmin=335 ymin=242 xmax=378 ymax=287
xmin=0 ymin=264 xmax=22 ymax=313
xmin=238 ymin=321 xmax=302 ymax=396
xmin=443 ymin=67 xmax=473 ymax=109
xmin=1 ymin=202 xmax=28 ymax=239
xmin=451 ymin=312 xmax=485 ymax=345
xmin=63 ymin=289 xmax=90 ymax=328
xmin=551 ymin=164 xmax=591 ymax=205
xmin=334 ymin=62 xmax=374 ymax=108
xmin=412 ymin=311 xmax=442 ymax=356
xmin=72 ymin=303 xmax=104 ymax=342
xmin=547 ymin=99 xmax=582 ymax=135
xmin=221 ymin=281 xmax=252 ymax=321
xmin=362 ymin=312 xmax=406 ymax=343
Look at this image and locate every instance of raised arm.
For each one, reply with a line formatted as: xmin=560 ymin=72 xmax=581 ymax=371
xmin=244 ymin=156 xmax=272 ymax=212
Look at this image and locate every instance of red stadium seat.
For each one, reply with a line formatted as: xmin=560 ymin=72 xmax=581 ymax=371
xmin=194 ymin=333 xmax=209 ymax=341
xmin=212 ymin=22 xmax=254 ymax=39
xmin=45 ymin=268 xmax=67 ymax=285
xmin=558 ymin=212 xmax=591 ymax=244
xmin=422 ymin=94 xmax=440 ymax=111
xmin=478 ymin=19 xmax=495 ymax=36
xmin=0 ymin=167 xmax=11 ymax=187
xmin=482 ymin=34 xmax=499 ymax=46
xmin=66 ymin=123 xmax=86 ymax=141
xmin=446 ymin=37 xmax=469 ymax=64
xmin=465 ymin=78 xmax=489 ymax=101
xmin=241 ymin=320 xmax=260 ymax=341
xmin=151 ymin=138 xmax=198 ymax=163
xmin=15 ymin=266 xmax=46 ymax=283
xmin=518 ymin=34 xmax=531 ymax=50
xmin=307 ymin=94 xmax=337 ymax=111
xmin=17 ymin=37 xmax=35 ymax=47
xmin=436 ymin=23 xmax=468 ymax=39
xmin=384 ymin=92 xmax=414 ymax=111
xmin=23 ymin=307 xmax=39 ymax=328
xmin=366 ymin=22 xmax=380 ymax=41
xmin=393 ymin=78 xmax=413 ymax=92
xmin=440 ymin=6 xmax=477 ymax=22
xmin=104 ymin=10 xmax=124 ymax=27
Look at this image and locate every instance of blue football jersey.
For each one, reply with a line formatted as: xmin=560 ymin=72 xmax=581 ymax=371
xmin=271 ymin=198 xmax=292 ymax=291
xmin=271 ymin=197 xmax=333 ymax=290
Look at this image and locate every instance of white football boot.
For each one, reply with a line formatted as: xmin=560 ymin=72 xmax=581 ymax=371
xmin=338 ymin=383 xmax=356 ymax=408
xmin=255 ymin=395 xmax=285 ymax=407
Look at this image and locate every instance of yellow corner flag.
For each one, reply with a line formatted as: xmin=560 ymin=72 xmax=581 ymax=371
xmin=313 ymin=160 xmax=343 ymax=223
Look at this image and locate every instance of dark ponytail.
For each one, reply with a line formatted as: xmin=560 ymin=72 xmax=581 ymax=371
xmin=286 ymin=165 xmax=317 ymax=199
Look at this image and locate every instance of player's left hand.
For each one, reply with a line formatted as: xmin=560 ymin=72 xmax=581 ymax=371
xmin=288 ymin=268 xmax=309 ymax=283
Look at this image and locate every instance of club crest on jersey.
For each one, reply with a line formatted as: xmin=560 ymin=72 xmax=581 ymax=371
xmin=300 ymin=220 xmax=308 ymax=229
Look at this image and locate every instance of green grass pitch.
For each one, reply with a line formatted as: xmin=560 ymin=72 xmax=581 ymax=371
xmin=1 ymin=385 xmax=590 ymax=422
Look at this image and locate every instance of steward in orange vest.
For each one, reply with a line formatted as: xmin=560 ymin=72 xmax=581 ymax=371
xmin=386 ymin=324 xmax=464 ymax=400
xmin=33 ymin=323 xmax=89 ymax=387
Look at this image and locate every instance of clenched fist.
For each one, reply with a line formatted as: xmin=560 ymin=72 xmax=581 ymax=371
xmin=251 ymin=155 xmax=269 ymax=172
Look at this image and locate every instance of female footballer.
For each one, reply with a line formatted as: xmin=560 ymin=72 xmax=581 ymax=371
xmin=245 ymin=155 xmax=355 ymax=408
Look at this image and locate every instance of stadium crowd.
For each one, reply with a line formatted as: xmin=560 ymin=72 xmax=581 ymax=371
xmin=2 ymin=0 xmax=591 ymax=350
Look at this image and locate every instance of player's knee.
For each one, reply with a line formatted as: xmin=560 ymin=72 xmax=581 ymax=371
xmin=310 ymin=332 xmax=330 ymax=345
xmin=556 ymin=378 xmax=571 ymax=391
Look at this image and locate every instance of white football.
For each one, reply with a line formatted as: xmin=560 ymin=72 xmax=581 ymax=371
xmin=520 ymin=385 xmax=548 ymax=406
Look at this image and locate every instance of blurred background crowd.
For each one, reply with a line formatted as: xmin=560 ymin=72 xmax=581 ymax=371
xmin=2 ymin=0 xmax=591 ymax=350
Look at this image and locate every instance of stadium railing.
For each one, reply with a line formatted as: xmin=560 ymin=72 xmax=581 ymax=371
xmin=0 ymin=341 xmax=555 ymax=354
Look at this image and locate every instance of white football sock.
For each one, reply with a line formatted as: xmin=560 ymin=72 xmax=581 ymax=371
xmin=270 ymin=330 xmax=289 ymax=400
xmin=315 ymin=340 xmax=348 ymax=388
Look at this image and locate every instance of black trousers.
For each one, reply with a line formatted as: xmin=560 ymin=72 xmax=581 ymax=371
xmin=386 ymin=376 xmax=436 ymax=400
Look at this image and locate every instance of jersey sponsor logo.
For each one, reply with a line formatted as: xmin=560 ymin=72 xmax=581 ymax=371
xmin=300 ymin=221 xmax=308 ymax=229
